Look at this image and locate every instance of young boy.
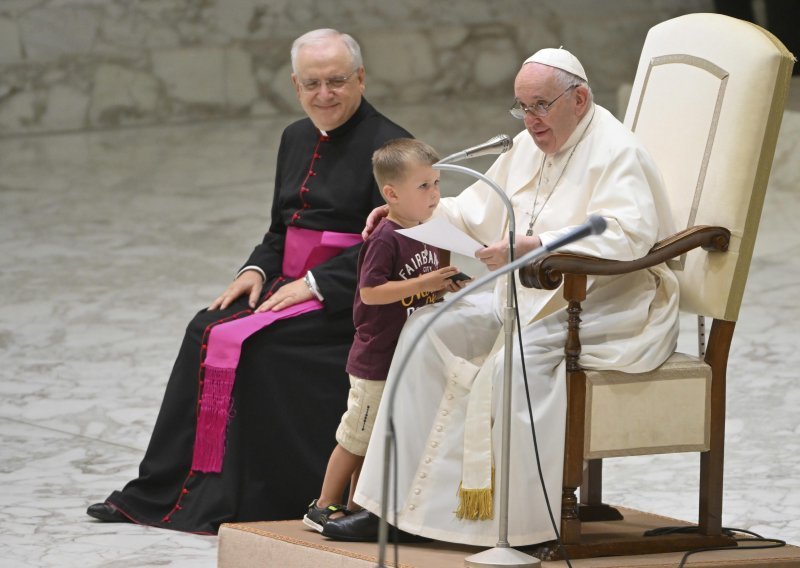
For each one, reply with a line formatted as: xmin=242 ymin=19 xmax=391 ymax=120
xmin=304 ymin=138 xmax=463 ymax=532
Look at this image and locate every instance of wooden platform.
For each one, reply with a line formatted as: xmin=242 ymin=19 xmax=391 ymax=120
xmin=218 ymin=507 xmax=800 ymax=567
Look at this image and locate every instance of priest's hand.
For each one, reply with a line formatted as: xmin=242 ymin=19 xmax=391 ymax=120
xmin=209 ymin=270 xmax=264 ymax=311
xmin=255 ymin=279 xmax=313 ymax=313
xmin=513 ymin=234 xmax=543 ymax=257
xmin=475 ymin=240 xmax=508 ymax=271
xmin=475 ymin=234 xmax=542 ymax=271
xmin=361 ymin=204 xmax=390 ymax=240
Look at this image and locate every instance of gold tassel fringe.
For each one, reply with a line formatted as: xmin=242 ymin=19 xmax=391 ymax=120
xmin=455 ymin=467 xmax=495 ymax=520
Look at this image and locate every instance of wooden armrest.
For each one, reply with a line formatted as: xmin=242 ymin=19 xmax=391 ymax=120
xmin=519 ymin=225 xmax=731 ymax=290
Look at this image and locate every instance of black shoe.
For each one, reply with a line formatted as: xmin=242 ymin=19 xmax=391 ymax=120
xmin=302 ymin=499 xmax=352 ymax=533
xmin=321 ymin=510 xmax=430 ymax=543
xmin=86 ymin=502 xmax=129 ymax=523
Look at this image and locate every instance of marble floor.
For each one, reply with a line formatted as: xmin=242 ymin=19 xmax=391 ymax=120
xmin=0 ymin=91 xmax=798 ymax=567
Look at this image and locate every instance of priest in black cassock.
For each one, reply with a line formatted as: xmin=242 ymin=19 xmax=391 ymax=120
xmin=86 ymin=28 xmax=411 ymax=534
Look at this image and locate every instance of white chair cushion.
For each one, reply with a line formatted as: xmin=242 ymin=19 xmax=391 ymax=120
xmin=584 ymin=352 xmax=711 ymax=458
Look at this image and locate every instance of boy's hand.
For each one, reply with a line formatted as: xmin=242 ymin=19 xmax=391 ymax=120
xmin=444 ymin=270 xmax=472 ymax=293
xmin=418 ymin=266 xmax=462 ymax=293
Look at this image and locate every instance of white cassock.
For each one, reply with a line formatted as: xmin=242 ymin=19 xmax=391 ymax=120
xmin=354 ymin=104 xmax=680 ymax=547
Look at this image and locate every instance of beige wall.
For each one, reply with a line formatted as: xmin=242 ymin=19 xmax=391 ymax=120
xmin=0 ymin=0 xmax=713 ymax=136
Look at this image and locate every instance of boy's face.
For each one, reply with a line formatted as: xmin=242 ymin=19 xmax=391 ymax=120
xmin=385 ymin=162 xmax=441 ymax=225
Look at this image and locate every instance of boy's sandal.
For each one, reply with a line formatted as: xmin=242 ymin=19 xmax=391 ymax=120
xmin=302 ymin=499 xmax=352 ymax=533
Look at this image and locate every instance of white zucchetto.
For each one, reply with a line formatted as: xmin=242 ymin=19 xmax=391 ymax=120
xmin=524 ymin=47 xmax=588 ymax=82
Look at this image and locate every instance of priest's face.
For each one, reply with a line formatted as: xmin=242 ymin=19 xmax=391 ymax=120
xmin=514 ymin=63 xmax=589 ymax=154
xmin=292 ymin=38 xmax=365 ymax=132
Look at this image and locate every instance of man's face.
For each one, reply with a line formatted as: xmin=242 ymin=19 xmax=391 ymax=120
xmin=513 ymin=63 xmax=588 ymax=154
xmin=292 ymin=39 xmax=365 ymax=132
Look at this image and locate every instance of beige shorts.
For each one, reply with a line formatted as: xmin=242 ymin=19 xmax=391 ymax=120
xmin=335 ymin=375 xmax=386 ymax=456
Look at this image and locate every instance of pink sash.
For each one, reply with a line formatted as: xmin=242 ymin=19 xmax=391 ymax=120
xmin=191 ymin=227 xmax=362 ymax=473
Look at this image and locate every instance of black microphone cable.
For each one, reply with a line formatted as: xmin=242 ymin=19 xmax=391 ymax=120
xmin=676 ymin=528 xmax=786 ymax=567
xmin=508 ymin=241 xmax=574 ymax=567
xmin=644 ymin=525 xmax=786 ymax=567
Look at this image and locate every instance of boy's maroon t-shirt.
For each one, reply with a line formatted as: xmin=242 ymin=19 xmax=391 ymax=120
xmin=346 ymin=218 xmax=441 ymax=381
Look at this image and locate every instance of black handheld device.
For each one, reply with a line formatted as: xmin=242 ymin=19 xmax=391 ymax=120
xmin=448 ymin=272 xmax=471 ymax=282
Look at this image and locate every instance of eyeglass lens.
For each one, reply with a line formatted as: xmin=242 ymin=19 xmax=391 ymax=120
xmin=301 ymin=70 xmax=355 ymax=92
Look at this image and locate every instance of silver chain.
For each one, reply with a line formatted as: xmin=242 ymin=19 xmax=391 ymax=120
xmin=526 ymin=107 xmax=596 ymax=237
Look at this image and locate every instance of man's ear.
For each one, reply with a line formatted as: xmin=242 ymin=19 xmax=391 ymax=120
xmin=574 ymin=85 xmax=589 ymax=114
xmin=356 ymin=66 xmax=366 ymax=94
xmin=291 ymin=74 xmax=301 ymax=98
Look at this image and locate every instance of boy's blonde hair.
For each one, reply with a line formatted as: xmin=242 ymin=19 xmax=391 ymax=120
xmin=372 ymin=138 xmax=440 ymax=189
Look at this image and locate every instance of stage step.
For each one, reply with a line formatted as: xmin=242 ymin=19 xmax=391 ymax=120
xmin=218 ymin=508 xmax=800 ymax=567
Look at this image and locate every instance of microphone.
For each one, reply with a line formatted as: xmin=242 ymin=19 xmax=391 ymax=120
xmin=543 ymin=215 xmax=607 ymax=252
xmin=436 ymin=134 xmax=513 ymax=164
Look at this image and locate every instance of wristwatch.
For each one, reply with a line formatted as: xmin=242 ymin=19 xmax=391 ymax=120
xmin=303 ymin=272 xmax=324 ymax=301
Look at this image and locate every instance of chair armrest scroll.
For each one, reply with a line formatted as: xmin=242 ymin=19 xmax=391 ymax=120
xmin=519 ymin=225 xmax=731 ymax=290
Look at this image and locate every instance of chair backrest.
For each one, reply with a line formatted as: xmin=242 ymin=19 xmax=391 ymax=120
xmin=623 ymin=13 xmax=794 ymax=322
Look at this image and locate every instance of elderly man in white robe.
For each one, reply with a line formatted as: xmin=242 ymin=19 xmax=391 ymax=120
xmin=321 ymin=48 xmax=679 ymax=547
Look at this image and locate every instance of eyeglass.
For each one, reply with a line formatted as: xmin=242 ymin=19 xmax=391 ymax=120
xmin=298 ymin=69 xmax=358 ymax=93
xmin=509 ymin=85 xmax=578 ymax=119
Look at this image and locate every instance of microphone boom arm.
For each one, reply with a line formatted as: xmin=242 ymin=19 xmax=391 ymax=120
xmin=378 ymin=162 xmax=529 ymax=567
xmin=432 ymin=163 xmax=516 ymax=238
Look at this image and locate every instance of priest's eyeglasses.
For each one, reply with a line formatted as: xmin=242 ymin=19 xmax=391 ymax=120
xmin=509 ymin=85 xmax=578 ymax=118
xmin=298 ymin=69 xmax=358 ymax=93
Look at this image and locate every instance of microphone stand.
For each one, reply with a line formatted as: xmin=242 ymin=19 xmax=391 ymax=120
xmin=377 ymin=162 xmax=540 ymax=568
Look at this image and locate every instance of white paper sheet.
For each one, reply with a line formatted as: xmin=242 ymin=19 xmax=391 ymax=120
xmin=395 ymin=217 xmax=485 ymax=257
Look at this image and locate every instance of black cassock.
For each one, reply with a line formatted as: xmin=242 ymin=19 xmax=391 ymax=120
xmin=105 ymin=99 xmax=411 ymax=533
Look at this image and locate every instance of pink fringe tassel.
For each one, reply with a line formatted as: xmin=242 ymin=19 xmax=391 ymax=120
xmin=191 ymin=365 xmax=236 ymax=473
